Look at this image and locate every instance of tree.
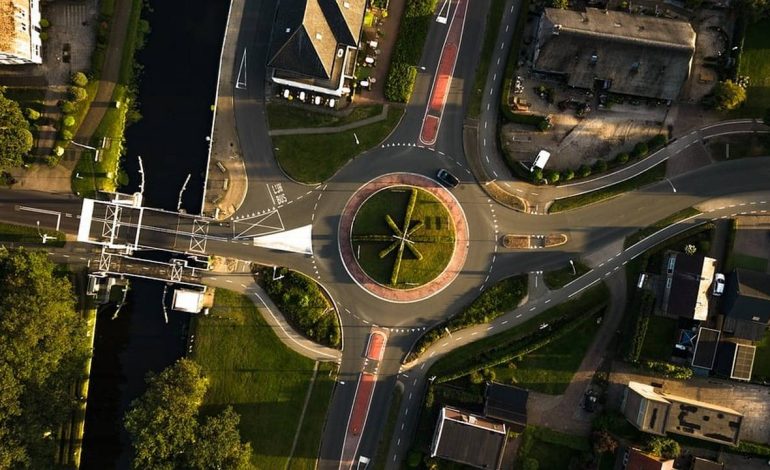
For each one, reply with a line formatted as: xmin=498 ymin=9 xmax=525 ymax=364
xmin=59 ymin=100 xmax=76 ymax=113
xmin=25 ymin=108 xmax=40 ymax=121
xmin=645 ymin=437 xmax=680 ymax=459
xmin=522 ymin=458 xmax=540 ymax=470
xmin=71 ymin=72 xmax=88 ymax=87
xmin=186 ymin=407 xmax=251 ymax=470
xmin=735 ymin=0 xmax=770 ymax=19
xmin=561 ymin=169 xmax=574 ymax=181
xmin=549 ymin=0 xmax=569 ymax=8
xmin=125 ymin=359 xmax=208 ymax=470
xmin=578 ymin=164 xmax=591 ymax=178
xmin=62 ymin=115 xmax=76 ymax=128
xmin=546 ymin=169 xmax=560 ymax=184
xmin=68 ymin=86 xmax=88 ymax=102
xmin=615 ymin=152 xmax=629 ymax=164
xmin=0 ymin=93 xmax=33 ymax=168
xmin=632 ymin=142 xmax=649 ymax=158
xmin=592 ymin=430 xmax=618 ymax=455
xmin=0 ymin=249 xmax=86 ymax=467
xmin=592 ymin=159 xmax=608 ymax=173
xmin=713 ymin=80 xmax=747 ymax=111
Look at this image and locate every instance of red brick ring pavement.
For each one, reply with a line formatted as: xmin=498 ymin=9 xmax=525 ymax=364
xmin=337 ymin=172 xmax=469 ymax=303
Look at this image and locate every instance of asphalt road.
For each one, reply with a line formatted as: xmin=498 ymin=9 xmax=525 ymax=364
xmin=1 ymin=0 xmax=770 ymax=468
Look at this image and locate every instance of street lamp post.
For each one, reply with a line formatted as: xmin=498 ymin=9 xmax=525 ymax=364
xmin=569 ymin=259 xmax=576 ymax=275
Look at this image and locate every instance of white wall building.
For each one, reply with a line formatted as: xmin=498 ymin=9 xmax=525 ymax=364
xmin=0 ymin=0 xmax=43 ymax=65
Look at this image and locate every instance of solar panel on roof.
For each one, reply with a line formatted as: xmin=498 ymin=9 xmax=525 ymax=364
xmin=731 ymin=344 xmax=756 ymax=381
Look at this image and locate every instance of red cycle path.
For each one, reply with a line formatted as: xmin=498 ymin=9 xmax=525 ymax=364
xmin=419 ymin=0 xmax=469 ymax=145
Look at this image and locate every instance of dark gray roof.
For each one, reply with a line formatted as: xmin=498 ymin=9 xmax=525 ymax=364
xmin=666 ymin=254 xmax=709 ymax=319
xmin=723 ymin=269 xmax=770 ymax=323
xmin=534 ymin=8 xmax=696 ymax=100
xmin=484 ymin=382 xmax=528 ymax=431
xmin=269 ymin=0 xmax=365 ymax=80
xmin=713 ymin=341 xmax=754 ymax=380
xmin=432 ymin=407 xmax=507 ymax=469
xmin=722 ymin=316 xmax=767 ymax=341
xmin=692 ymin=327 xmax=720 ymax=370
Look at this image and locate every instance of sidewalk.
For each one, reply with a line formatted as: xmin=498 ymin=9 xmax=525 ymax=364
xmin=267 ymin=105 xmax=389 ymax=136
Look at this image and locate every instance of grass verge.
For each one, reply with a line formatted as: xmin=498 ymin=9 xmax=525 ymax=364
xmin=267 ymin=104 xmax=383 ymax=130
xmin=274 ymin=106 xmax=403 ymax=183
xmin=624 ymin=207 xmax=701 ymax=249
xmin=191 ymin=289 xmax=329 ymax=469
xmin=517 ymin=426 xmax=590 ymax=470
xmin=258 ymin=267 xmax=341 ymax=348
xmin=732 ymin=252 xmax=768 ymax=272
xmin=468 ymin=0 xmax=506 ymax=118
xmin=639 ymin=316 xmax=677 ymax=362
xmin=548 ymin=162 xmax=667 ymax=214
xmin=543 ymin=259 xmax=590 ymax=290
xmin=407 ymin=274 xmax=527 ymax=362
xmin=0 ymin=222 xmax=65 ymax=247
xmin=287 ymin=362 xmax=337 ymax=470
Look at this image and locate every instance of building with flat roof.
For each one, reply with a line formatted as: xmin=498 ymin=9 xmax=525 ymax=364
xmin=0 ymin=0 xmax=42 ymax=65
xmin=533 ymin=8 xmax=696 ymax=100
xmin=713 ymin=341 xmax=756 ymax=381
xmin=430 ymin=407 xmax=507 ymax=469
xmin=484 ymin=382 xmax=528 ymax=432
xmin=268 ymin=0 xmax=366 ymax=96
xmin=660 ymin=253 xmax=716 ymax=321
xmin=692 ymin=327 xmax=720 ymax=370
xmin=622 ymin=381 xmax=742 ymax=446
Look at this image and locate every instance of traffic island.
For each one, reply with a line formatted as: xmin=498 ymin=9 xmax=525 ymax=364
xmin=339 ymin=173 xmax=469 ymax=303
xmin=501 ymin=233 xmax=568 ymax=249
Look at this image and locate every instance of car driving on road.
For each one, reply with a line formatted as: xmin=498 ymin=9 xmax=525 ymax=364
xmin=436 ymin=169 xmax=459 ymax=188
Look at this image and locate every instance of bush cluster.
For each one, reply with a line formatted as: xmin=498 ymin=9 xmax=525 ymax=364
xmin=384 ymin=0 xmax=439 ymax=102
xmin=640 ymin=360 xmax=693 ymax=379
xmin=259 ymin=267 xmax=341 ymax=348
xmin=624 ymin=290 xmax=655 ymax=362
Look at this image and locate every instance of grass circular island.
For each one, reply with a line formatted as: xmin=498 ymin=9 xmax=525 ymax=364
xmin=351 ymin=186 xmax=455 ymax=289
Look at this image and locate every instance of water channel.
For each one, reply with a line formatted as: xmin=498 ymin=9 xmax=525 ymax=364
xmin=80 ymin=1 xmax=229 ymax=467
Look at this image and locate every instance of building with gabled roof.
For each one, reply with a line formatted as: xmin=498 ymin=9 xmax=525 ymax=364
xmin=533 ymin=8 xmax=696 ymax=100
xmin=430 ymin=407 xmax=507 ymax=469
xmin=484 ymin=382 xmax=528 ymax=432
xmin=660 ymin=253 xmax=716 ymax=321
xmin=268 ymin=0 xmax=366 ymax=96
xmin=721 ymin=269 xmax=770 ymax=341
xmin=0 ymin=0 xmax=42 ymax=65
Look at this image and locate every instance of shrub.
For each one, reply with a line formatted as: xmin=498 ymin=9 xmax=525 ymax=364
xmin=712 ymin=79 xmax=746 ymax=111
xmin=561 ymin=169 xmax=574 ymax=181
xmin=522 ymin=458 xmax=540 ymax=470
xmin=62 ymin=115 xmax=76 ymax=128
xmin=71 ymin=72 xmax=88 ymax=87
xmin=532 ymin=168 xmax=543 ymax=181
xmin=546 ymin=169 xmax=560 ymax=184
xmin=592 ymin=159 xmax=608 ymax=173
xmin=406 ymin=450 xmax=422 ymax=468
xmin=40 ymin=32 xmax=48 ymax=41
xmin=578 ymin=164 xmax=591 ymax=178
xmin=645 ymin=437 xmax=680 ymax=459
xmin=615 ymin=152 xmax=629 ymax=164
xmin=59 ymin=100 xmax=76 ymax=113
xmin=648 ymin=134 xmax=668 ymax=151
xmin=625 ymin=291 xmax=655 ymax=362
xmin=25 ymin=108 xmax=40 ymax=121
xmin=640 ymin=360 xmax=692 ymax=379
xmin=632 ymin=142 xmax=649 ymax=158
xmin=59 ymin=129 xmax=73 ymax=141
xmin=68 ymin=86 xmax=88 ymax=102
xmin=39 ymin=18 xmax=50 ymax=28
xmin=384 ymin=63 xmax=417 ymax=102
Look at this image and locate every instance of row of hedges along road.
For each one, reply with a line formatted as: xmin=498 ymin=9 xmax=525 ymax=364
xmin=384 ymin=0 xmax=439 ymax=102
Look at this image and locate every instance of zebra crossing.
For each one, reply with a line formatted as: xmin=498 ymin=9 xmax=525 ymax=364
xmin=62 ymin=3 xmax=91 ymax=28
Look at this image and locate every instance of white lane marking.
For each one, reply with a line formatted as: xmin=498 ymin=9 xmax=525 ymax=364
xmin=487 ymin=326 xmax=494 ymax=330
xmin=544 ymin=299 xmax=551 ymax=304
xmin=502 ymin=320 xmax=508 ymax=325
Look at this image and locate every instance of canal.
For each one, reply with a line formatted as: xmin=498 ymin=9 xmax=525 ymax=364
xmin=80 ymin=1 xmax=229 ymax=468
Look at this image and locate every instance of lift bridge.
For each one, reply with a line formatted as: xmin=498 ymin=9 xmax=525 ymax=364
xmin=76 ymin=192 xmax=312 ymax=289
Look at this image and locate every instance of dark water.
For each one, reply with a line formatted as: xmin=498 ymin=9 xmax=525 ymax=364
xmin=80 ymin=1 xmax=229 ymax=468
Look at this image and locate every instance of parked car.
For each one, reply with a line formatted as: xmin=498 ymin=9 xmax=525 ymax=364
xmin=436 ymin=169 xmax=459 ymax=188
xmin=713 ymin=273 xmax=726 ymax=296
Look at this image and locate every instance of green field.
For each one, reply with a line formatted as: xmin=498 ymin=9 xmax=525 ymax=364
xmin=543 ymin=259 xmax=590 ymax=290
xmin=287 ymin=362 xmax=337 ymax=470
xmin=738 ymin=19 xmax=770 ymax=112
xmin=516 ymin=427 xmax=590 ymax=470
xmin=0 ymin=222 xmax=65 ymax=247
xmin=351 ymin=187 xmax=455 ymax=288
xmin=752 ymin=329 xmax=770 ymax=381
xmin=274 ymin=107 xmax=403 ymax=183
xmin=640 ymin=316 xmax=677 ymax=362
xmin=191 ymin=290 xmax=333 ymax=469
xmin=492 ymin=313 xmax=602 ymax=394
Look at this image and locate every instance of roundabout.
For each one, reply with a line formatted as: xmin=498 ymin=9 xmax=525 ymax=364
xmin=338 ymin=173 xmax=469 ymax=303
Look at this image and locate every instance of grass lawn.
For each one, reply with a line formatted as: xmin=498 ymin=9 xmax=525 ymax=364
xmin=752 ymin=329 xmax=770 ymax=381
xmin=732 ymin=252 xmax=768 ymax=272
xmin=738 ymin=19 xmax=770 ymax=114
xmin=548 ymin=162 xmax=667 ymax=213
xmin=516 ymin=426 xmax=589 ymax=470
xmin=624 ymin=207 xmax=701 ymax=249
xmin=287 ymin=362 xmax=337 ymax=470
xmin=266 ymin=104 xmax=383 ymax=130
xmin=639 ymin=316 xmax=677 ymax=362
xmin=0 ymin=222 xmax=65 ymax=247
xmin=492 ymin=312 xmax=602 ymax=394
xmin=351 ymin=187 xmax=455 ymax=288
xmin=543 ymin=259 xmax=590 ymax=290
xmin=468 ymin=0 xmax=506 ymax=118
xmin=191 ymin=289 xmax=330 ymax=469
xmin=274 ymin=106 xmax=403 ymax=183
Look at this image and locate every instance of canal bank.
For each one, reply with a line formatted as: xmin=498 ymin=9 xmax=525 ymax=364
xmin=79 ymin=0 xmax=229 ymax=468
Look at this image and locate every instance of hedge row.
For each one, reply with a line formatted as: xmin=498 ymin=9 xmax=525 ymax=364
xmin=639 ymin=360 xmax=693 ymax=379
xmin=624 ymin=291 xmax=655 ymax=362
xmin=259 ymin=267 xmax=341 ymax=348
xmin=384 ymin=0 xmax=439 ymax=102
xmin=406 ymin=275 xmax=527 ymax=361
